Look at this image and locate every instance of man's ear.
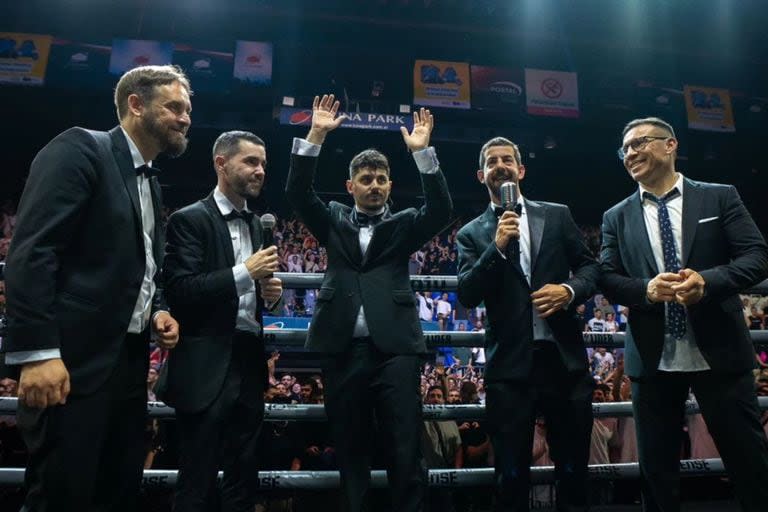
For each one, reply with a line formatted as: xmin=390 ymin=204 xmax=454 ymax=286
xmin=127 ymin=93 xmax=144 ymax=118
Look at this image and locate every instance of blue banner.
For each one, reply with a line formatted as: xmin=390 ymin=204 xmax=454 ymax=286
xmin=279 ymin=107 xmax=413 ymax=132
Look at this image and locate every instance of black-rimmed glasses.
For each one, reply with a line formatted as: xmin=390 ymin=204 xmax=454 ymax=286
xmin=617 ymin=136 xmax=669 ymax=160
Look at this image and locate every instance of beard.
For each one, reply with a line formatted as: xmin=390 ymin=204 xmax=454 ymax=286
xmin=229 ymin=169 xmax=263 ymax=201
xmin=142 ymin=110 xmax=189 ymax=158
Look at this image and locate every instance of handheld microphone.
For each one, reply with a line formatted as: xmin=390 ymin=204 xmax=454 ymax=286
xmin=260 ymin=213 xmax=276 ymax=249
xmin=498 ymin=182 xmax=521 ymax=262
xmin=500 ymin=181 xmax=521 ymax=214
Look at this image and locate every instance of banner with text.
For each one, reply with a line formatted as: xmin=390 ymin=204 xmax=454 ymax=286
xmin=109 ymin=39 xmax=174 ymax=75
xmin=0 ymin=33 xmax=53 ymax=85
xmin=233 ymin=41 xmax=272 ymax=85
xmin=684 ymin=85 xmax=735 ymax=132
xmin=470 ymin=65 xmax=524 ymax=111
xmin=279 ymin=107 xmax=412 ymax=132
xmin=525 ymin=68 xmax=579 ymax=118
xmin=414 ymin=59 xmax=471 ymax=109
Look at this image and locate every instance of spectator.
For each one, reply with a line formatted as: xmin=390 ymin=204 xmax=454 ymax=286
xmin=587 ymin=308 xmax=606 ymax=332
xmin=421 ymin=386 xmax=462 ymax=512
xmin=416 ymin=291 xmax=434 ymax=322
xmin=436 ymin=292 xmax=453 ymax=331
xmin=604 ymin=311 xmax=619 ymax=333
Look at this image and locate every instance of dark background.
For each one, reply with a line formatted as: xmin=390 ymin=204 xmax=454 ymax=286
xmin=2 ymin=0 xmax=767 ymax=230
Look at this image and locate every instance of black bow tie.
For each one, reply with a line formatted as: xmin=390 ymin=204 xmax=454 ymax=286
xmin=136 ymin=164 xmax=161 ymax=178
xmin=493 ymin=203 xmax=522 ymax=218
xmin=354 ymin=210 xmax=386 ymax=227
xmin=223 ymin=209 xmax=254 ymax=223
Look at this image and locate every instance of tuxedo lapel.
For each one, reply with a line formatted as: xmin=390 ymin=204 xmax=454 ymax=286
xmin=338 ymin=209 xmax=363 ymax=265
xmin=681 ymin=178 xmax=702 ymax=267
xmin=109 ymin=127 xmax=143 ymax=240
xmin=149 ymin=177 xmax=164 ymax=262
xmin=627 ymin=191 xmax=659 ymax=274
xmin=202 ymin=194 xmax=236 ymax=267
xmin=526 ymin=199 xmax=545 ymax=275
xmin=482 ymin=205 xmax=527 ymax=283
xmin=362 ymin=216 xmax=397 ymax=267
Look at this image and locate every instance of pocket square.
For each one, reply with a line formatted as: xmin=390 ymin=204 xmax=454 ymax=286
xmin=698 ymin=216 xmax=719 ymax=224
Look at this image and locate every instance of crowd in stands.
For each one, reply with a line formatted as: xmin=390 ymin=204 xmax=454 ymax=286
xmin=2 ymin=203 xmax=768 ymax=509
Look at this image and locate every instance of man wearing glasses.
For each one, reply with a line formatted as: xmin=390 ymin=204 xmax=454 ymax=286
xmin=599 ymin=117 xmax=768 ymax=511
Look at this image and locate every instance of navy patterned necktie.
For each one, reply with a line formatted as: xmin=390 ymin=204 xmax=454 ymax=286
xmin=644 ymin=188 xmax=686 ymax=339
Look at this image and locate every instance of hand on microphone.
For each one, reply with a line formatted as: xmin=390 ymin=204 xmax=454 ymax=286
xmin=494 ymin=211 xmax=521 ymax=252
xmin=245 ymin=246 xmax=279 ymax=280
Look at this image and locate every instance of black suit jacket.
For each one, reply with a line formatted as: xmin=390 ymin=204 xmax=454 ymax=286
xmin=456 ymin=201 xmax=599 ymax=381
xmin=159 ymin=193 xmax=267 ymax=414
xmin=599 ymin=177 xmax=768 ymax=378
xmin=3 ymin=126 xmax=166 ymax=395
xmin=285 ymin=152 xmax=453 ymax=354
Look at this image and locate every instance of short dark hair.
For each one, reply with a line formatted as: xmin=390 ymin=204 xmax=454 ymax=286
xmin=212 ymin=131 xmax=265 ymax=163
xmin=349 ymin=149 xmax=389 ymax=179
xmin=479 ymin=136 xmax=522 ymax=169
xmin=427 ymin=385 xmax=444 ymax=396
xmin=622 ymin=117 xmax=676 ymax=139
xmin=114 ymin=65 xmax=191 ymax=120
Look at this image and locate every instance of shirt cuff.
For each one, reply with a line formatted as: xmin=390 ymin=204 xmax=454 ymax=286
xmin=561 ymin=284 xmax=575 ymax=307
xmin=292 ymin=138 xmax=321 ymax=157
xmin=412 ymin=147 xmax=439 ymax=174
xmin=233 ymin=264 xmax=254 ymax=296
xmin=4 ymin=349 xmax=62 ymax=365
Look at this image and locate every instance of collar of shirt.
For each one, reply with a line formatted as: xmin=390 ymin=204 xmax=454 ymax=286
xmin=119 ymin=126 xmax=152 ymax=170
xmin=639 ymin=173 xmax=684 ymax=205
xmin=354 ymin=205 xmax=386 ymax=216
xmin=214 ymin=186 xmax=252 ymax=217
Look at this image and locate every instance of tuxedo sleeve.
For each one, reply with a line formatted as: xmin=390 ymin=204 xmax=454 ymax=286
xmin=456 ymin=227 xmax=504 ymax=309
xmin=4 ymin=129 xmax=99 ymax=354
xmin=163 ymin=211 xmax=238 ymax=307
xmin=559 ymin=205 xmax=599 ymax=304
xmin=285 ymin=151 xmax=332 ymax=245
xmin=698 ymin=185 xmax=768 ymax=299
xmin=598 ymin=209 xmax=652 ymax=309
xmin=406 ymin=168 xmax=453 ymax=252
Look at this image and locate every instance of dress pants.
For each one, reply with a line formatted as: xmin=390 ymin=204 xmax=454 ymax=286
xmin=632 ymin=370 xmax=768 ymax=512
xmin=18 ymin=331 xmax=149 ymax=512
xmin=322 ymin=338 xmax=426 ymax=512
xmin=485 ymin=341 xmax=593 ymax=512
xmin=174 ymin=331 xmax=266 ymax=512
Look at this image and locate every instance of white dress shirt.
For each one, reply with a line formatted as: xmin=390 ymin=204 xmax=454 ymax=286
xmin=213 ymin=187 xmax=262 ymax=335
xmin=493 ymin=199 xmax=572 ymax=343
xmin=639 ymin=173 xmax=710 ymax=372
xmin=292 ymin=137 xmax=439 ymax=338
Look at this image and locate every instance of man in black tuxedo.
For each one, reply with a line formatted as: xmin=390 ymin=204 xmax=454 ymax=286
xmin=160 ymin=131 xmax=282 ymax=511
xmin=456 ymin=137 xmax=598 ymax=512
xmin=600 ymin=117 xmax=768 ymax=512
xmin=2 ymin=65 xmax=187 ymax=511
xmin=285 ymin=94 xmax=452 ymax=512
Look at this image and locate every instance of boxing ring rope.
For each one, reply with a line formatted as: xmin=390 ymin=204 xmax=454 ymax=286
xmin=1 ymin=396 xmax=768 ymax=420
xmin=0 ymin=273 xmax=765 ymax=491
xmin=0 ymin=459 xmax=728 ymax=489
xmin=275 ymin=272 xmax=768 ymax=294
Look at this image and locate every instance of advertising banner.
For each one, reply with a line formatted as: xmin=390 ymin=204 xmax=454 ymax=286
xmin=413 ymin=59 xmax=470 ymax=109
xmin=0 ymin=33 xmax=53 ymax=85
xmin=525 ymin=68 xmax=579 ymax=118
xmin=684 ymin=85 xmax=735 ymax=132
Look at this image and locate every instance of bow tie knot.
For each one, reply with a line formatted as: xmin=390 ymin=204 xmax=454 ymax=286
xmin=354 ymin=210 xmax=385 ymax=227
xmin=223 ymin=209 xmax=254 ymax=223
xmin=136 ymin=164 xmax=161 ymax=178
